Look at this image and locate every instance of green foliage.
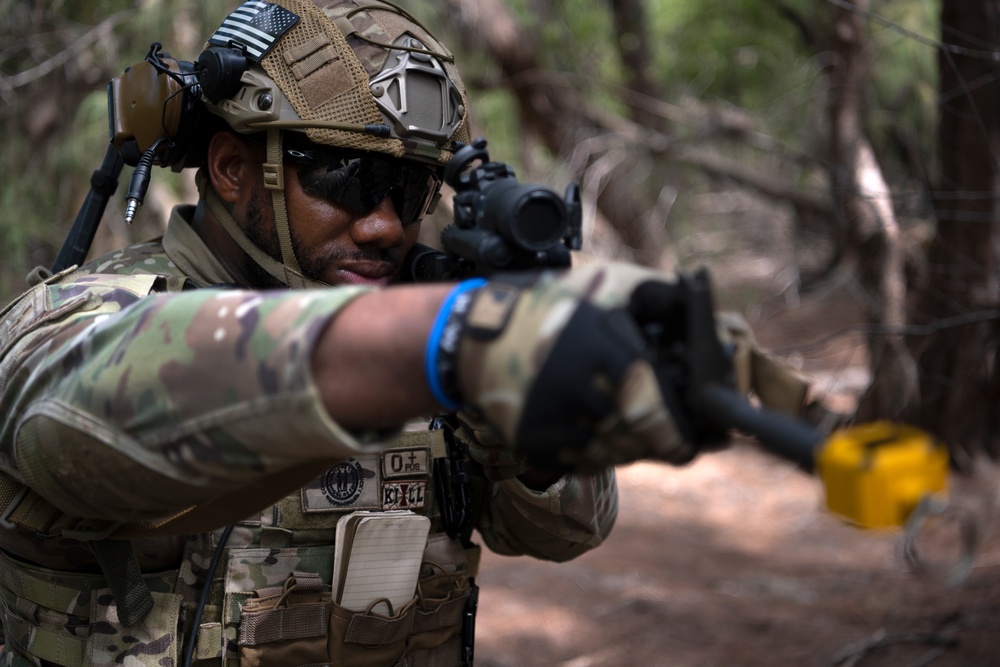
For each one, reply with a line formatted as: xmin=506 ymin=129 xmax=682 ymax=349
xmin=650 ymin=0 xmax=824 ymax=134
xmin=643 ymin=0 xmax=938 ymax=177
xmin=0 ymin=0 xmax=943 ymax=304
xmin=867 ymin=1 xmax=939 ymax=182
xmin=536 ymin=0 xmax=622 ymax=89
xmin=0 ymin=0 xmax=233 ymax=303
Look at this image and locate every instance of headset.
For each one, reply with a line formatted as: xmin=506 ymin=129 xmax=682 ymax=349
xmin=52 ymin=42 xmax=265 ymax=273
xmin=108 ymin=42 xmax=249 ymax=170
xmin=111 ymin=42 xmax=254 ymax=226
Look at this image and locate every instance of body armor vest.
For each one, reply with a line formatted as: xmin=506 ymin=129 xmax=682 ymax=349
xmin=0 ymin=430 xmax=482 ymax=667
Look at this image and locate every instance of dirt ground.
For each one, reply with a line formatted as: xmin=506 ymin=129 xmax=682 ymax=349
xmin=470 ymin=222 xmax=1000 ymax=666
xmin=474 ymin=449 xmax=1000 ymax=667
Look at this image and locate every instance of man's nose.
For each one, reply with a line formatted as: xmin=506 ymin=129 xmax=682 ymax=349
xmin=350 ymin=196 xmax=406 ymax=248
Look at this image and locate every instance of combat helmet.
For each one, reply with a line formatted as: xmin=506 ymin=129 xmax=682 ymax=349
xmin=196 ymin=0 xmax=471 ymax=288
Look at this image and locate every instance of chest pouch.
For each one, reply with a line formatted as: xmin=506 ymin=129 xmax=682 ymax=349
xmin=237 ymin=552 xmax=474 ymax=666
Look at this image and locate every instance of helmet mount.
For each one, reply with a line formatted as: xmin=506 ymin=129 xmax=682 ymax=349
xmin=369 ymin=35 xmax=466 ymax=144
xmin=196 ymin=47 xmax=250 ymax=103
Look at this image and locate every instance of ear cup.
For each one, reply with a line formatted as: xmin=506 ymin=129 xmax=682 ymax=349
xmin=108 ymin=51 xmax=203 ymax=168
xmin=197 ymin=47 xmax=249 ymax=102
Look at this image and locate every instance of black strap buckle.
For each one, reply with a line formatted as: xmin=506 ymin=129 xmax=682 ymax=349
xmin=462 ymin=577 xmax=479 ymax=666
xmin=431 ymin=416 xmax=472 ymax=540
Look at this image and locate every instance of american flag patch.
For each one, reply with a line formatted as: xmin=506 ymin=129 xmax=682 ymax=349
xmin=207 ymin=1 xmax=300 ymax=62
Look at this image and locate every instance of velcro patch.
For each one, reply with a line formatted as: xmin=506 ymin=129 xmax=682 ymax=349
xmin=466 ymin=284 xmax=520 ymax=339
xmin=301 ymin=457 xmax=379 ymax=512
xmin=299 ymin=57 xmax=353 ymax=109
xmin=382 ymin=447 xmax=431 ymax=479
xmin=381 ymin=481 xmax=427 ymax=510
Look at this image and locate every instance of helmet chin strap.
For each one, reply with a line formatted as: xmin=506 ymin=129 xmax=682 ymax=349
xmin=262 ymin=129 xmax=315 ymax=289
xmin=201 ymin=130 xmax=330 ymax=290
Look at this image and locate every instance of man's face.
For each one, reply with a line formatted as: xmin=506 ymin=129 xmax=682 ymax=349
xmin=242 ymin=138 xmax=440 ymax=287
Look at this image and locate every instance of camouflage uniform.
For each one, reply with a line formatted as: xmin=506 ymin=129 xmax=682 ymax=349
xmin=0 ymin=205 xmax=618 ymax=666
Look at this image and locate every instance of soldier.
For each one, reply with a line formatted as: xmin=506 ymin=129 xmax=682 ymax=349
xmin=0 ymin=1 xmax=806 ymax=666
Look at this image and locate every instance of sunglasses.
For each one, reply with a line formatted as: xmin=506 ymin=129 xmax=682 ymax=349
xmin=284 ymin=146 xmax=442 ymax=225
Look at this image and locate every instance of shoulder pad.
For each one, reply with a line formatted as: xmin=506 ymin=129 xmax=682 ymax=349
xmin=0 ymin=273 xmax=159 ymax=362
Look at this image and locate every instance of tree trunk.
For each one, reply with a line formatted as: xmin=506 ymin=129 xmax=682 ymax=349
xmin=441 ymin=0 xmax=674 ymax=270
xmin=608 ymin=0 xmax=668 ymax=134
xmin=825 ymin=0 xmax=918 ymax=423
xmin=912 ymin=0 xmax=1000 ymax=463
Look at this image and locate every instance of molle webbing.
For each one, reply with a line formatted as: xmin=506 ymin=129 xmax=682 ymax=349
xmin=0 ymin=458 xmax=341 ymax=629
xmin=238 ymin=571 xmax=329 ymax=646
xmin=0 ymin=476 xmax=88 ymax=537
xmin=263 ymin=0 xmax=403 ymax=156
xmin=0 ymin=551 xmax=106 ymax=616
xmin=0 ymin=549 xmax=178 ymax=667
xmin=238 ymin=576 xmax=469 ymax=665
xmin=341 ymin=594 xmax=467 ymax=646
xmin=0 ymin=456 xmax=341 ymax=541
xmin=240 ymin=600 xmax=329 ymax=646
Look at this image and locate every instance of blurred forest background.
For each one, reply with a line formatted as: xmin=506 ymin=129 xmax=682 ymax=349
xmin=4 ymin=3 xmax=1000 ymax=664
xmin=1 ymin=0 xmax=998 ymax=465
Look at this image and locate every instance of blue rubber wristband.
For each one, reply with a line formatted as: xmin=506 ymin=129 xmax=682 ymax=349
xmin=425 ymin=278 xmax=488 ymax=411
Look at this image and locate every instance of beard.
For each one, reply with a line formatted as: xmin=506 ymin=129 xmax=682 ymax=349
xmin=240 ymin=182 xmax=284 ymax=288
xmin=243 ymin=182 xmax=406 ymax=286
xmin=295 ymin=244 xmax=406 ymax=283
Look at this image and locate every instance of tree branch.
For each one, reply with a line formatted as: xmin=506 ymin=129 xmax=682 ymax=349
xmin=0 ymin=10 xmax=133 ymax=93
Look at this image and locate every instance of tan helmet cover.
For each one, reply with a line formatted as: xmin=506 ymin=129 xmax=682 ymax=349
xmin=204 ymin=0 xmax=470 ymax=165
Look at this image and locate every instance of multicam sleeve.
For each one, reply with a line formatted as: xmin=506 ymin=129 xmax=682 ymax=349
xmin=0 ymin=278 xmax=378 ymax=522
xmin=475 ymin=468 xmax=618 ymax=563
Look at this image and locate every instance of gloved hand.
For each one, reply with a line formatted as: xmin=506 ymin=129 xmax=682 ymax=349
xmin=715 ymin=311 xmax=809 ymax=417
xmin=425 ymin=264 xmax=730 ymax=472
xmin=453 ymin=409 xmax=529 ymax=481
xmin=565 ymin=264 xmax=809 ymax=416
xmin=563 ymin=263 xmax=810 ymax=419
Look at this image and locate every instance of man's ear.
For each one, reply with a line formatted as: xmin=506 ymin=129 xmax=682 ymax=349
xmin=206 ymin=131 xmax=258 ymax=204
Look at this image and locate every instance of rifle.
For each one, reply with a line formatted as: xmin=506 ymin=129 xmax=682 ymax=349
xmin=409 ymin=139 xmax=961 ymax=580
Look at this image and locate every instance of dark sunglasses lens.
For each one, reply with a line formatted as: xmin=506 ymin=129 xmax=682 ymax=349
xmin=296 ymin=155 xmax=439 ymax=224
xmin=391 ymin=166 xmax=440 ymax=224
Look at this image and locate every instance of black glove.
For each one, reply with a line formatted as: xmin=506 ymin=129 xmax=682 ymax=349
xmin=428 ymin=264 xmax=734 ymax=472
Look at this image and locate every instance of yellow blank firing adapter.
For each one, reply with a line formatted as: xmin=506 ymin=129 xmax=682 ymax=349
xmin=694 ymin=384 xmax=949 ymax=530
xmin=815 ymin=421 xmax=949 ymax=529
